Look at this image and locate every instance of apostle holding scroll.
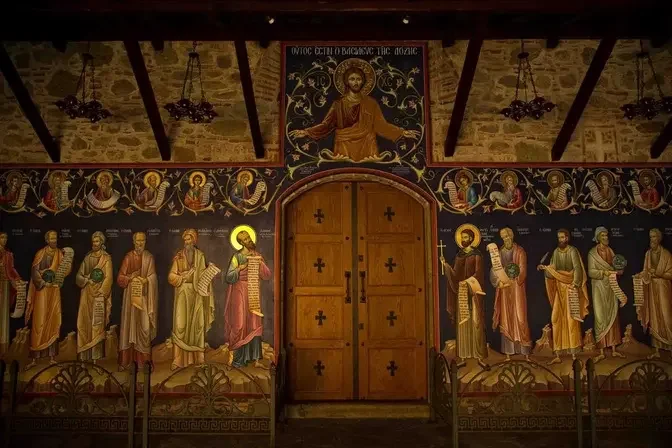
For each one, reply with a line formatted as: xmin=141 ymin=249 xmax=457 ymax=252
xmin=537 ymin=229 xmax=589 ymax=365
xmin=440 ymin=224 xmax=487 ymax=367
xmin=168 ymin=229 xmax=215 ymax=370
xmin=224 ymin=225 xmax=272 ymax=368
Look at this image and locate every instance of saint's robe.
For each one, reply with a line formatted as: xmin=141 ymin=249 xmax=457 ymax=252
xmin=223 ymin=250 xmax=272 ymax=367
xmin=168 ymin=247 xmax=214 ymax=369
xmin=26 ymin=246 xmax=71 ymax=358
xmin=640 ymin=187 xmax=660 ymax=209
xmin=490 ymin=244 xmax=531 ymax=355
xmin=136 ymin=186 xmax=157 ymax=208
xmin=305 ymin=94 xmax=404 ymax=161
xmin=587 ymin=245 xmax=622 ymax=348
xmin=445 ymin=248 xmax=487 ymax=360
xmin=184 ymin=188 xmax=204 ymax=210
xmin=75 ymin=250 xmax=113 ymax=361
xmin=547 ymin=187 xmax=569 ymax=209
xmin=637 ymin=246 xmax=672 ymax=351
xmin=117 ymin=250 xmax=158 ymax=369
xmin=544 ymin=246 xmax=589 ymax=355
xmin=0 ymin=249 xmax=21 ymax=355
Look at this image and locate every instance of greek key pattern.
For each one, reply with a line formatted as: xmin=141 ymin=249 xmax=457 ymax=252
xmin=458 ymin=415 xmax=577 ymax=431
xmin=147 ymin=417 xmax=270 ymax=434
xmin=595 ymin=415 xmax=672 ymax=431
xmin=11 ymin=416 xmax=128 ymax=433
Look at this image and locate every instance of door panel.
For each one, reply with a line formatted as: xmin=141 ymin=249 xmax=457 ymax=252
xmin=357 ymin=183 xmax=427 ymax=400
xmin=286 ymin=182 xmax=353 ymax=400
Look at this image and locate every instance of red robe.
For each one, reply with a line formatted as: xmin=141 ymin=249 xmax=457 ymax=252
xmin=0 ymin=249 xmax=21 ymax=307
xmin=492 ymin=244 xmax=531 ymax=349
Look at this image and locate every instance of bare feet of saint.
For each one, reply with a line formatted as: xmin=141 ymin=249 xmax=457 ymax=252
xmin=548 ymin=356 xmax=562 ymax=365
xmin=524 ymin=355 xmax=531 ymax=362
xmin=611 ymin=349 xmax=625 ymax=358
xmin=505 ymin=354 xmax=511 ymax=362
xmin=477 ymin=358 xmax=489 ymax=369
xmin=592 ymin=353 xmax=606 ymax=364
xmin=49 ymin=356 xmax=57 ymax=365
xmin=254 ymin=360 xmax=267 ymax=369
xmin=647 ymin=349 xmax=661 ymax=359
xmin=23 ymin=359 xmax=37 ymax=371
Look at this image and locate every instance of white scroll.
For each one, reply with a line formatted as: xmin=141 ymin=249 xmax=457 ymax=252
xmin=151 ymin=181 xmax=171 ymax=208
xmin=245 ymin=180 xmax=268 ymax=206
xmin=59 ymin=181 xmax=72 ymax=207
xmin=552 ymin=183 xmax=572 ymax=208
xmin=92 ymin=295 xmax=105 ymax=327
xmin=197 ymin=263 xmax=221 ymax=297
xmin=633 ymin=275 xmax=645 ymax=308
xmin=130 ymin=277 xmax=145 ymax=310
xmin=608 ymin=272 xmax=628 ymax=306
xmin=568 ymin=286 xmax=582 ymax=322
xmin=586 ymin=180 xmax=608 ymax=207
xmin=12 ymin=183 xmax=30 ymax=209
xmin=200 ymin=182 xmax=215 ymax=207
xmin=443 ymin=181 xmax=460 ymax=207
xmin=628 ymin=180 xmax=643 ymax=205
xmin=54 ymin=247 xmax=74 ymax=287
xmin=457 ymin=276 xmax=485 ymax=324
xmin=247 ymin=256 xmax=264 ymax=317
xmin=486 ymin=243 xmax=510 ymax=286
xmin=86 ymin=189 xmax=121 ymax=210
xmin=10 ymin=280 xmax=28 ymax=318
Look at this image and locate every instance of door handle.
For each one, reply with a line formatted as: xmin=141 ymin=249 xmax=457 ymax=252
xmin=359 ymin=271 xmax=367 ymax=303
xmin=345 ymin=271 xmax=351 ymax=304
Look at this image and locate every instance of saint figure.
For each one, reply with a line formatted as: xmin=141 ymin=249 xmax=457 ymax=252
xmin=44 ymin=172 xmax=69 ymax=211
xmin=117 ymin=232 xmax=158 ymax=370
xmin=75 ymin=231 xmax=113 ymax=363
xmin=490 ymin=171 xmax=523 ymax=209
xmin=637 ymin=171 xmax=660 ymax=209
xmin=453 ymin=171 xmax=478 ymax=208
xmin=537 ymin=229 xmax=589 ymax=365
xmin=184 ymin=174 xmax=206 ymax=210
xmin=594 ymin=172 xmax=618 ymax=209
xmin=136 ymin=172 xmax=159 ymax=208
xmin=0 ymin=173 xmax=22 ymax=207
xmin=289 ymin=60 xmax=420 ymax=161
xmin=25 ymin=230 xmax=72 ymax=370
xmin=94 ymin=172 xmax=114 ymax=201
xmin=490 ymin=228 xmax=531 ymax=360
xmin=546 ymin=171 xmax=570 ymax=209
xmin=224 ymin=228 xmax=272 ymax=368
xmin=231 ymin=171 xmax=252 ymax=206
xmin=636 ymin=228 xmax=672 ymax=359
xmin=168 ymin=229 xmax=214 ymax=370
xmin=440 ymin=225 xmax=487 ymax=366
xmin=587 ymin=227 xmax=625 ymax=363
xmin=0 ymin=232 xmax=21 ymax=355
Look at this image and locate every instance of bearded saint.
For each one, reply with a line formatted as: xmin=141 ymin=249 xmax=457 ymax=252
xmin=490 ymin=228 xmax=531 ymax=360
xmin=637 ymin=228 xmax=672 ymax=359
xmin=440 ymin=228 xmax=487 ymax=365
xmin=538 ymin=229 xmax=589 ymax=365
xmin=117 ymin=232 xmax=158 ymax=370
xmin=223 ymin=230 xmax=272 ymax=368
xmin=75 ymin=231 xmax=113 ymax=363
xmin=288 ymin=66 xmax=419 ymax=161
xmin=168 ymin=229 xmax=214 ymax=370
xmin=0 ymin=232 xmax=21 ymax=356
xmin=25 ymin=230 xmax=72 ymax=370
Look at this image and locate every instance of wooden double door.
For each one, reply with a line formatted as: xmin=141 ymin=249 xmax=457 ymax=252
xmin=285 ymin=181 xmax=427 ymax=401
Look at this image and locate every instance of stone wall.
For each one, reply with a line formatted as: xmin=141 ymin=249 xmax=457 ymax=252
xmin=1 ymin=39 xmax=671 ymax=164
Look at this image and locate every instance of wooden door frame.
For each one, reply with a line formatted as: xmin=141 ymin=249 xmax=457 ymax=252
xmin=273 ymin=168 xmax=440 ymax=398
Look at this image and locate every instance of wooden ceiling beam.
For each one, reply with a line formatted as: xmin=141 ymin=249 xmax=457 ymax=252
xmin=444 ymin=37 xmax=483 ymax=157
xmin=0 ymin=43 xmax=60 ymax=162
xmin=151 ymin=40 xmax=164 ymax=52
xmin=234 ymin=40 xmax=265 ymax=159
xmin=550 ymin=38 xmax=616 ymax=161
xmin=123 ymin=41 xmax=171 ymax=161
xmin=650 ymin=118 xmax=672 ymax=159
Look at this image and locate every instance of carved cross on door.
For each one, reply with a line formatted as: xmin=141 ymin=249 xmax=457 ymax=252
xmin=314 ymin=209 xmax=325 ymax=224
xmin=387 ymin=361 xmax=398 ymax=376
xmin=314 ymin=360 xmax=325 ymax=376
xmin=314 ymin=258 xmax=325 ymax=273
xmin=386 ymin=311 xmax=397 ymax=327
xmin=385 ymin=257 xmax=397 ymax=273
xmin=384 ymin=206 xmax=395 ymax=221
xmin=315 ymin=310 xmax=327 ymax=326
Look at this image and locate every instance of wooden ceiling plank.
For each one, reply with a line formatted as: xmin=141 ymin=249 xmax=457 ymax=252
xmin=123 ymin=40 xmax=171 ymax=161
xmin=650 ymin=118 xmax=672 ymax=159
xmin=444 ymin=37 xmax=483 ymax=157
xmin=234 ymin=40 xmax=265 ymax=159
xmin=550 ymin=38 xmax=616 ymax=161
xmin=0 ymin=43 xmax=60 ymax=162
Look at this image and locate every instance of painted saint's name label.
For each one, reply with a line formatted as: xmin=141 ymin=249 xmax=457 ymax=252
xmin=11 ymin=229 xmax=23 ymax=236
xmin=121 ymin=228 xmax=132 ymax=233
xmin=106 ymin=229 xmax=119 ymax=238
xmin=215 ymin=228 xmax=229 ymax=238
xmin=634 ymin=227 xmax=645 ymax=232
xmin=147 ymin=228 xmax=161 ymax=236
xmin=290 ymin=46 xmax=418 ymax=57
xmin=30 ymin=228 xmax=41 ymax=234
xmin=516 ymin=227 xmax=530 ymax=235
xmin=169 ymin=229 xmax=181 ymax=234
xmin=77 ymin=228 xmax=88 ymax=233
xmin=571 ymin=228 xmax=583 ymax=238
xmin=439 ymin=228 xmax=453 ymax=233
xmin=611 ymin=228 xmax=623 ymax=237
xmin=539 ymin=228 xmax=552 ymax=233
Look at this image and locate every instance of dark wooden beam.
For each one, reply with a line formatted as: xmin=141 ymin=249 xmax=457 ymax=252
xmin=52 ymin=41 xmax=67 ymax=52
xmin=444 ymin=38 xmax=483 ymax=157
xmin=546 ymin=38 xmax=560 ymax=49
xmin=123 ymin=41 xmax=171 ymax=161
xmin=151 ymin=40 xmax=164 ymax=52
xmin=0 ymin=43 xmax=60 ymax=162
xmin=551 ymin=38 xmax=616 ymax=161
xmin=234 ymin=40 xmax=265 ymax=159
xmin=650 ymin=118 xmax=672 ymax=159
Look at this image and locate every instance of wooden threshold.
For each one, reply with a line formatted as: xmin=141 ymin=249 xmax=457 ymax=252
xmin=284 ymin=402 xmax=430 ymax=419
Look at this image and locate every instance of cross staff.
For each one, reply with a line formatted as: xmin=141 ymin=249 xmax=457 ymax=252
xmin=438 ymin=239 xmax=446 ymax=275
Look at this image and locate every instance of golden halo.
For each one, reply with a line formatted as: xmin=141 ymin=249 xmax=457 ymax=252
xmin=143 ymin=171 xmax=161 ymax=188
xmin=230 ymin=225 xmax=257 ymax=251
xmin=334 ymin=58 xmax=376 ymax=96
xmin=5 ymin=170 xmax=22 ymax=187
xmin=455 ymin=223 xmax=481 ymax=249
xmin=47 ymin=170 xmax=67 ymax=189
xmin=639 ymin=169 xmax=657 ymax=188
xmin=236 ymin=170 xmax=254 ymax=187
xmin=454 ymin=169 xmax=474 ymax=186
xmin=501 ymin=170 xmax=519 ymax=186
xmin=546 ymin=170 xmax=565 ymax=186
xmin=595 ymin=170 xmax=614 ymax=187
xmin=188 ymin=171 xmax=207 ymax=187
xmin=95 ymin=170 xmax=113 ymax=187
